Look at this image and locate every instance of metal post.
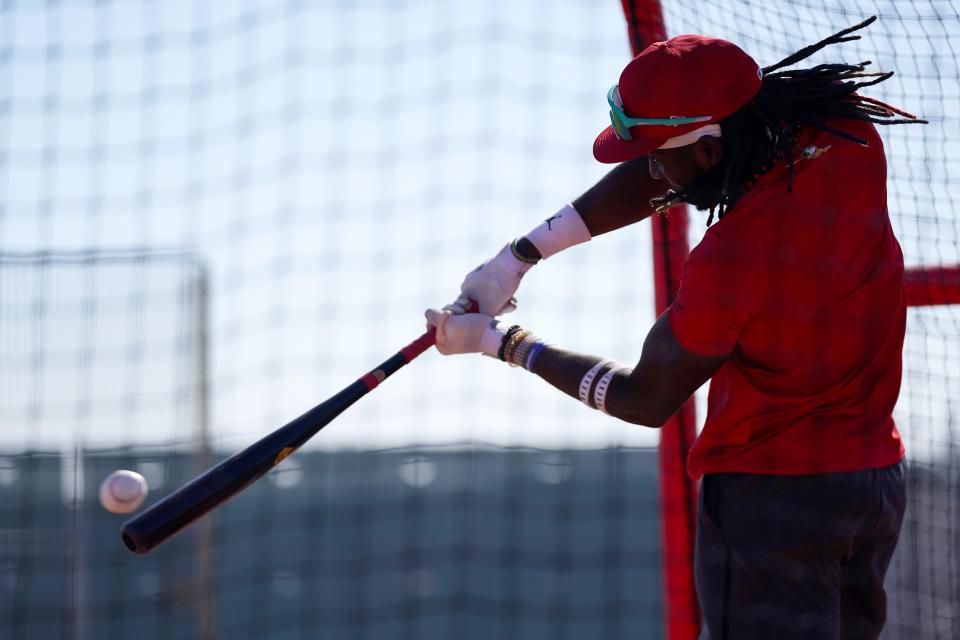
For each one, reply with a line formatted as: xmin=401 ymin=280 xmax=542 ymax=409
xmin=191 ymin=261 xmax=218 ymax=640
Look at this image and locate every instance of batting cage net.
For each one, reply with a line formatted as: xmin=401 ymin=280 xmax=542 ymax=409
xmin=625 ymin=1 xmax=960 ymax=638
xmin=0 ymin=1 xmax=957 ymax=639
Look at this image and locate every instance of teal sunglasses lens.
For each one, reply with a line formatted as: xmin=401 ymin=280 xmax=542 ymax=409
xmin=607 ymin=86 xmax=633 ymax=141
xmin=609 ymin=109 xmax=632 ymax=141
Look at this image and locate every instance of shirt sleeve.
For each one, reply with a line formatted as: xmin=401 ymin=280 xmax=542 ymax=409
xmin=667 ymin=235 xmax=760 ymax=357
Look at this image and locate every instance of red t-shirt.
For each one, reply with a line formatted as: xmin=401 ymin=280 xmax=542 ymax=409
xmin=668 ymin=118 xmax=906 ymax=479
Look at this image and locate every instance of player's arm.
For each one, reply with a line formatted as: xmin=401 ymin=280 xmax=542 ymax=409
xmin=516 ymin=155 xmax=665 ymax=256
xmin=425 ymin=307 xmax=727 ymax=427
xmin=456 ymin=157 xmax=663 ymax=316
xmin=525 ymin=310 xmax=726 ymax=426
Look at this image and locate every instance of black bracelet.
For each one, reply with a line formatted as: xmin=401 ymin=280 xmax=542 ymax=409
xmin=510 ymin=238 xmax=541 ymax=265
xmin=498 ymin=325 xmax=523 ymax=361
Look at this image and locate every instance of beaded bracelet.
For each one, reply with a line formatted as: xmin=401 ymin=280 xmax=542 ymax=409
xmin=503 ymin=329 xmax=531 ymax=365
xmin=501 ymin=327 xmax=527 ymax=363
xmin=524 ymin=341 xmax=547 ymax=371
xmin=509 ymin=332 xmax=539 ymax=368
xmin=498 ymin=325 xmax=523 ymax=361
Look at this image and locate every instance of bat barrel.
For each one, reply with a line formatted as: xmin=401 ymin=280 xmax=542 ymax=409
xmin=121 ymin=432 xmax=297 ymax=553
xmin=121 ymin=462 xmax=265 ymax=553
xmin=120 ymin=320 xmax=448 ymax=555
xmin=121 ymin=381 xmax=371 ymax=554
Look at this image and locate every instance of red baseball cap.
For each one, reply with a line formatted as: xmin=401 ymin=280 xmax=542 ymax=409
xmin=593 ymin=35 xmax=763 ymax=164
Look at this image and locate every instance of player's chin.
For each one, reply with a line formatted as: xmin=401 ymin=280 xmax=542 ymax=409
xmin=674 ymin=174 xmax=727 ymax=213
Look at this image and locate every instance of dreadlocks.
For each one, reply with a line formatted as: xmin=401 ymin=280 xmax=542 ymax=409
xmin=650 ymin=16 xmax=927 ymax=226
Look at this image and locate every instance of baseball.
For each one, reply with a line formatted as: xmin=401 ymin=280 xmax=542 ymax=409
xmin=99 ymin=470 xmax=149 ymax=514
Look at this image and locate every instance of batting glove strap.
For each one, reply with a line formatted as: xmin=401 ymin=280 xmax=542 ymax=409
xmin=481 ymin=320 xmax=511 ymax=358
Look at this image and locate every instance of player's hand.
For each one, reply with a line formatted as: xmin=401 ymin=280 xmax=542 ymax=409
xmin=456 ymin=243 xmax=534 ymax=316
xmin=425 ymin=308 xmax=505 ymax=357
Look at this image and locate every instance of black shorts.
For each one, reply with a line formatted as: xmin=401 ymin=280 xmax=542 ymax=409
xmin=695 ymin=461 xmax=906 ymax=640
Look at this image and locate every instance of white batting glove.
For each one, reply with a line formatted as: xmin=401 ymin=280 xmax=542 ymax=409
xmin=458 ymin=244 xmax=530 ymax=316
xmin=454 ymin=204 xmax=591 ymax=316
xmin=424 ymin=308 xmax=506 ymax=357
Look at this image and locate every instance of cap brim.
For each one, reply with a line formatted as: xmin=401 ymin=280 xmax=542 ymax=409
xmin=593 ymin=125 xmax=663 ymax=164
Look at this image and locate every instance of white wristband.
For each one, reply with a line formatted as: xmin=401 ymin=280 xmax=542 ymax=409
xmin=525 ymin=203 xmax=591 ymax=260
xmin=593 ymin=367 xmax=626 ymax=414
xmin=578 ymin=359 xmax=614 ymax=405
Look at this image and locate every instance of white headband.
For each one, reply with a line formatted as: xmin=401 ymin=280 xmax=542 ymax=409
xmin=657 ymin=123 xmax=722 ymax=149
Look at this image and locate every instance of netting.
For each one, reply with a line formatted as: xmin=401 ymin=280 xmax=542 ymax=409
xmin=0 ymin=252 xmax=207 ymax=452
xmin=2 ymin=445 xmax=662 ymax=639
xmin=0 ymin=253 xmax=215 ymax=637
xmin=644 ymin=1 xmax=960 ymax=637
xmin=0 ymin=0 xmax=654 ymax=450
xmin=0 ymin=1 xmax=662 ymax=637
xmin=1 ymin=0 xmax=958 ymax=638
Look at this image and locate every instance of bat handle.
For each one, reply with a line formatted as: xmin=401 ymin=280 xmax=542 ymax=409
xmin=399 ymin=300 xmax=481 ymax=362
xmin=400 ymin=326 xmax=438 ymax=362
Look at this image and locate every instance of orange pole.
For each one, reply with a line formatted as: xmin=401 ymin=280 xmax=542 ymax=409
xmin=904 ymin=265 xmax=960 ymax=306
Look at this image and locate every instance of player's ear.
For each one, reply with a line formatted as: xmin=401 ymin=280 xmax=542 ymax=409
xmin=693 ymin=136 xmax=723 ymax=170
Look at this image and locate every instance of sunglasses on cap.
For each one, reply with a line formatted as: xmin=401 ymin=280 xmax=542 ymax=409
xmin=607 ymin=85 xmax=712 ymax=141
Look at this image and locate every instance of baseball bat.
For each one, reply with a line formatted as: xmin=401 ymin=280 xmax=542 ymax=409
xmin=120 ymin=308 xmax=467 ymax=555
